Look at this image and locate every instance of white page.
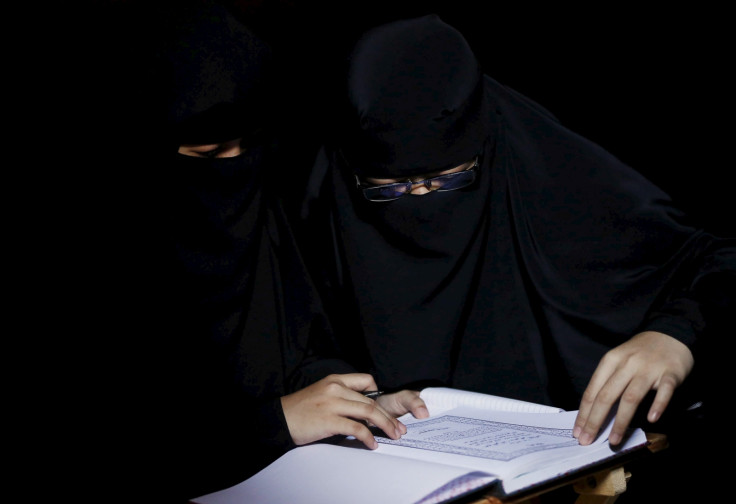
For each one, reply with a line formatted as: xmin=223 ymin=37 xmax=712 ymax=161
xmin=381 ymin=406 xmax=647 ymax=495
xmin=504 ymin=426 xmax=647 ymax=495
xmin=382 ymin=408 xmax=598 ymax=475
xmin=418 ymin=387 xmax=564 ymax=416
xmin=191 ymin=443 xmax=498 ymax=504
xmin=192 ymin=405 xmax=647 ymax=504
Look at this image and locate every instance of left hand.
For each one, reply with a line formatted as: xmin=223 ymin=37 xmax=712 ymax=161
xmin=573 ymin=331 xmax=694 ymax=446
xmin=376 ymin=390 xmax=429 ymax=419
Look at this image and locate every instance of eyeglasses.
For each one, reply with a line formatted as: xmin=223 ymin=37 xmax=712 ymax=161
xmin=355 ymin=158 xmax=478 ymax=202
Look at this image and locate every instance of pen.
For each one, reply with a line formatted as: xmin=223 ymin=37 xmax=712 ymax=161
xmin=362 ymin=390 xmax=384 ymax=399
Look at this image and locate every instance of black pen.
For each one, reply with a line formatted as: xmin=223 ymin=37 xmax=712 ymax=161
xmin=362 ymin=390 xmax=384 ymax=399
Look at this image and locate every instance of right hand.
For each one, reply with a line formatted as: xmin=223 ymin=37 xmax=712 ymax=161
xmin=281 ymin=373 xmax=407 ymax=449
xmin=573 ymin=331 xmax=694 ymax=446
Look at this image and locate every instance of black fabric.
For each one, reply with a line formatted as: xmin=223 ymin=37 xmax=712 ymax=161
xmin=79 ymin=3 xmax=337 ymax=502
xmin=300 ymin=13 xmax=735 ymax=414
xmin=338 ymin=14 xmax=489 ymax=177
xmin=295 ymin=16 xmax=733 ymax=504
xmin=154 ymin=4 xmax=273 ymax=146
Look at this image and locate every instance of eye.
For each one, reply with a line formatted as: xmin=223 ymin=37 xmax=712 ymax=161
xmin=178 ymin=143 xmax=222 ymax=158
xmin=197 ymin=147 xmax=222 ymax=158
xmin=178 ymin=138 xmax=244 ymax=158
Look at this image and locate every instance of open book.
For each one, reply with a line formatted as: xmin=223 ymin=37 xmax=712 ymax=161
xmin=191 ymin=387 xmax=649 ymax=504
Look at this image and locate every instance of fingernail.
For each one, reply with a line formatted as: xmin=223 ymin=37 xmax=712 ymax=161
xmin=573 ymin=426 xmax=581 ymax=438
xmin=395 ymin=428 xmax=402 ymax=438
xmin=609 ymin=432 xmax=621 ymax=445
xmin=579 ymin=433 xmax=592 ymax=445
xmin=648 ymin=410 xmax=660 ymax=423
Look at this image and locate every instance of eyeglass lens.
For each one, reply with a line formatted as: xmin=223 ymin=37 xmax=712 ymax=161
xmin=363 ymin=169 xmax=476 ymax=201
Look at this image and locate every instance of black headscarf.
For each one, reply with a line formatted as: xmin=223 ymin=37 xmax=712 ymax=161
xmin=301 ymin=14 xmax=735 ymax=411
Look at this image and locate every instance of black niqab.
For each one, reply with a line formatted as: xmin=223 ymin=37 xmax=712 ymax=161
xmin=304 ymin=14 xmax=734 ymax=410
xmin=130 ymin=3 xmax=334 ymax=500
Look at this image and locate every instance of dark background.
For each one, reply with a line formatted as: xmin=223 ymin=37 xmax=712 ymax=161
xmin=223 ymin=0 xmax=731 ymax=237
xmin=60 ymin=3 xmax=722 ymax=501
xmin=82 ymin=0 xmax=730 ymax=236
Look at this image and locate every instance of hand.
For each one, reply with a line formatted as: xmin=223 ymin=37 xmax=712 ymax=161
xmin=573 ymin=331 xmax=694 ymax=446
xmin=376 ymin=390 xmax=429 ymax=419
xmin=281 ymin=373 xmax=407 ymax=449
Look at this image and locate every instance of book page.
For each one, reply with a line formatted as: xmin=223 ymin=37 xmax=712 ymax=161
xmin=190 ymin=443 xmax=499 ymax=504
xmin=376 ymin=405 xmax=647 ymax=494
xmin=191 ymin=395 xmax=647 ymax=504
xmin=380 ymin=408 xmax=592 ymax=473
xmin=418 ymin=387 xmax=564 ymax=416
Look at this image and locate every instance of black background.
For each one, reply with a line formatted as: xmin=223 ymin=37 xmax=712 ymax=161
xmin=60 ymin=3 xmax=722 ymax=501
xmin=81 ymin=0 xmax=731 ymax=236
xmin=224 ymin=0 xmax=731 ymax=237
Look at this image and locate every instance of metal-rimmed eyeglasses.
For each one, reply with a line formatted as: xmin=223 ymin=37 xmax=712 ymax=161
xmin=355 ymin=157 xmax=479 ymax=202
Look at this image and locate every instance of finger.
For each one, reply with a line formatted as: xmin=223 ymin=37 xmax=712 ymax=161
xmin=647 ymin=373 xmax=677 ymax=423
xmin=349 ymin=400 xmax=404 ymax=440
xmin=607 ymin=376 xmax=651 ymax=445
xmin=317 ymin=388 xmax=400 ymax=436
xmin=577 ymin=370 xmax=633 ymax=445
xmin=332 ymin=416 xmax=379 ymax=450
xmin=321 ymin=382 xmax=405 ymax=436
xmin=364 ymin=401 xmax=407 ymax=432
xmin=403 ymin=394 xmax=429 ymax=419
xmin=575 ymin=361 xmax=617 ymax=438
xmin=329 ymin=373 xmax=379 ymax=394
xmin=316 ymin=376 xmax=382 ymax=407
xmin=376 ymin=391 xmax=428 ymax=422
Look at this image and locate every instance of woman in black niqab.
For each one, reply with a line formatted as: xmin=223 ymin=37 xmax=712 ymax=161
xmin=131 ymin=3 xmax=417 ymax=499
xmin=144 ymin=4 xmax=308 ymax=499
xmin=124 ymin=3 xmax=406 ymax=501
xmin=300 ymin=13 xmax=733 ymax=427
xmin=296 ymin=15 xmax=734 ymax=502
